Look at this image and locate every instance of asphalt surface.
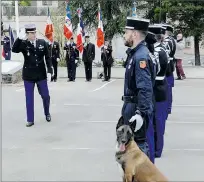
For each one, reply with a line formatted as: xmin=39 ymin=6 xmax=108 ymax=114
xmin=2 ymin=78 xmax=204 ymax=181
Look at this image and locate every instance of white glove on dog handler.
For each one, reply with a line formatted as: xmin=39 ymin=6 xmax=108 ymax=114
xmin=75 ymin=60 xmax=78 ymax=64
xmin=129 ymin=114 xmax=144 ymax=132
xmin=57 ymin=58 xmax=60 ymax=62
xmin=18 ymin=28 xmax=27 ymax=40
xmin=47 ymin=73 xmax=52 ymax=82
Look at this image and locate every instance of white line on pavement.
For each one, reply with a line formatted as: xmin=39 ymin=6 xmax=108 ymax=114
xmin=174 ymin=104 xmax=204 ymax=107
xmin=16 ymin=88 xmax=24 ymax=92
xmin=89 ymin=79 xmax=116 ymax=92
xmin=3 ymin=147 xmax=204 ymax=152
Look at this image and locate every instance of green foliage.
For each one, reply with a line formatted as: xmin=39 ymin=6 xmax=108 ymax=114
xmin=148 ymin=0 xmax=204 ymax=65
xmin=67 ymin=0 xmax=133 ymax=40
xmin=12 ymin=0 xmax=31 ymax=6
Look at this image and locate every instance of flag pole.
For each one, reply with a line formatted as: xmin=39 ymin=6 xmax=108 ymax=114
xmin=15 ymin=0 xmax=19 ymax=36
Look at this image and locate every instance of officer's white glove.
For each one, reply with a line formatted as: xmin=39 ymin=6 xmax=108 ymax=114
xmin=57 ymin=58 xmax=60 ymax=62
xmin=129 ymin=113 xmax=144 ymax=132
xmin=47 ymin=73 xmax=52 ymax=82
xmin=75 ymin=60 xmax=78 ymax=64
xmin=18 ymin=28 xmax=26 ymax=40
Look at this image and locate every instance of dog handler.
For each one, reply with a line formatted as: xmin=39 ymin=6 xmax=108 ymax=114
xmin=121 ymin=17 xmax=155 ymax=158
xmin=12 ymin=24 xmax=53 ymax=127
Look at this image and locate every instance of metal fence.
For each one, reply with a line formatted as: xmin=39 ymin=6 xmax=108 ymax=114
xmin=2 ymin=6 xmax=59 ymax=17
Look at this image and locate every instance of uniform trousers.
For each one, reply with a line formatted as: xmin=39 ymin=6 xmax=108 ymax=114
xmin=5 ymin=51 xmax=11 ymax=60
xmin=52 ymin=60 xmax=58 ymax=80
xmin=166 ymin=75 xmax=174 ymax=117
xmin=154 ymin=101 xmax=166 ymax=158
xmin=67 ymin=60 xmax=76 ymax=81
xmin=84 ymin=62 xmax=92 ymax=81
xmin=24 ymin=79 xmax=50 ymax=123
xmin=103 ymin=62 xmax=111 ymax=80
xmin=146 ymin=115 xmax=155 ymax=163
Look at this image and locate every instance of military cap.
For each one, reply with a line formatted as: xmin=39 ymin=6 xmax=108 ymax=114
xmin=85 ymin=34 xmax=90 ymax=38
xmin=24 ymin=24 xmax=36 ymax=33
xmin=145 ymin=32 xmax=157 ymax=44
xmin=125 ymin=17 xmax=150 ymax=31
xmin=148 ymin=24 xmax=166 ymax=35
xmin=161 ymin=24 xmax=174 ymax=33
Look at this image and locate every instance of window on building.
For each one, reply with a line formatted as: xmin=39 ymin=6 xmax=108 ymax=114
xmin=42 ymin=1 xmax=52 ymax=6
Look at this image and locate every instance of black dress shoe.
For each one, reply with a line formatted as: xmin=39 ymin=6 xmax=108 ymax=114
xmin=26 ymin=122 xmax=34 ymax=127
xmin=46 ymin=115 xmax=51 ymax=122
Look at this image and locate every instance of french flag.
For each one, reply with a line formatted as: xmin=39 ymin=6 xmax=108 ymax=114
xmin=76 ymin=23 xmax=83 ymax=53
xmin=45 ymin=7 xmax=54 ymax=43
xmin=96 ymin=3 xmax=104 ymax=48
xmin=64 ymin=2 xmax=73 ymax=40
xmin=76 ymin=8 xmax=84 ymax=53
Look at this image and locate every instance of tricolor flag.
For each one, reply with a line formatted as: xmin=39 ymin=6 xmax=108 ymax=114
xmin=96 ymin=3 xmax=104 ymax=48
xmin=9 ymin=25 xmax=14 ymax=47
xmin=76 ymin=23 xmax=83 ymax=53
xmin=132 ymin=1 xmax=137 ymax=17
xmin=45 ymin=7 xmax=54 ymax=43
xmin=64 ymin=1 xmax=73 ymax=40
xmin=76 ymin=8 xmax=84 ymax=53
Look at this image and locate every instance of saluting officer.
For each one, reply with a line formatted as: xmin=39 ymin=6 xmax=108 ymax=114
xmin=64 ymin=37 xmax=79 ymax=82
xmin=82 ymin=35 xmax=95 ymax=82
xmin=12 ymin=24 xmax=53 ymax=127
xmin=161 ymin=24 xmax=176 ymax=117
xmin=48 ymin=41 xmax=60 ymax=82
xmin=121 ymin=17 xmax=155 ymax=158
xmin=101 ymin=39 xmax=114 ymax=81
xmin=148 ymin=25 xmax=169 ymax=159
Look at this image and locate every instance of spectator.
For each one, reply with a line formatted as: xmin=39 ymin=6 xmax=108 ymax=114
xmin=175 ymin=33 xmax=186 ymax=80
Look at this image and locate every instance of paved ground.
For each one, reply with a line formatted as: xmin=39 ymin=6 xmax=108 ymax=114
xmin=58 ymin=66 xmax=204 ymax=79
xmin=2 ymin=78 xmax=204 ymax=181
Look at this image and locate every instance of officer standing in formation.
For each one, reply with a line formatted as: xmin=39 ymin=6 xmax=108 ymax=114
xmin=48 ymin=40 xmax=60 ymax=82
xmin=82 ymin=35 xmax=95 ymax=82
xmin=121 ymin=16 xmax=155 ymax=158
xmin=2 ymin=32 xmax=12 ymax=60
xmin=64 ymin=37 xmax=79 ymax=82
xmin=12 ymin=24 xmax=53 ymax=127
xmin=101 ymin=39 xmax=114 ymax=82
xmin=162 ymin=24 xmax=176 ymax=117
xmin=148 ymin=25 xmax=169 ymax=160
xmin=144 ymin=31 xmax=158 ymax=164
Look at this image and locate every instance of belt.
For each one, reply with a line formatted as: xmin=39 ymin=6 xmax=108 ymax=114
xmin=155 ymin=76 xmax=165 ymax=80
xmin=122 ymin=96 xmax=138 ymax=103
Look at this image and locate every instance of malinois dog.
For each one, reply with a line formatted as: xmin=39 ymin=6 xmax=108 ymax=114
xmin=115 ymin=116 xmax=168 ymax=182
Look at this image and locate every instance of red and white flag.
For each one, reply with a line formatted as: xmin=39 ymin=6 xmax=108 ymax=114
xmin=45 ymin=7 xmax=54 ymax=43
xmin=76 ymin=23 xmax=83 ymax=53
xmin=96 ymin=3 xmax=104 ymax=48
xmin=64 ymin=1 xmax=73 ymax=40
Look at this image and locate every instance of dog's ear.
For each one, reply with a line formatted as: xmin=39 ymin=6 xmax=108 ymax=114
xmin=116 ymin=116 xmax=124 ymax=130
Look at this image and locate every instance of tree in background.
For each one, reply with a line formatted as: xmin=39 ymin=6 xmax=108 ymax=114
xmin=151 ymin=0 xmax=204 ymax=66
xmin=11 ymin=0 xmax=31 ymax=6
xmin=67 ymin=0 xmax=137 ymax=40
xmin=49 ymin=4 xmax=67 ymax=66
